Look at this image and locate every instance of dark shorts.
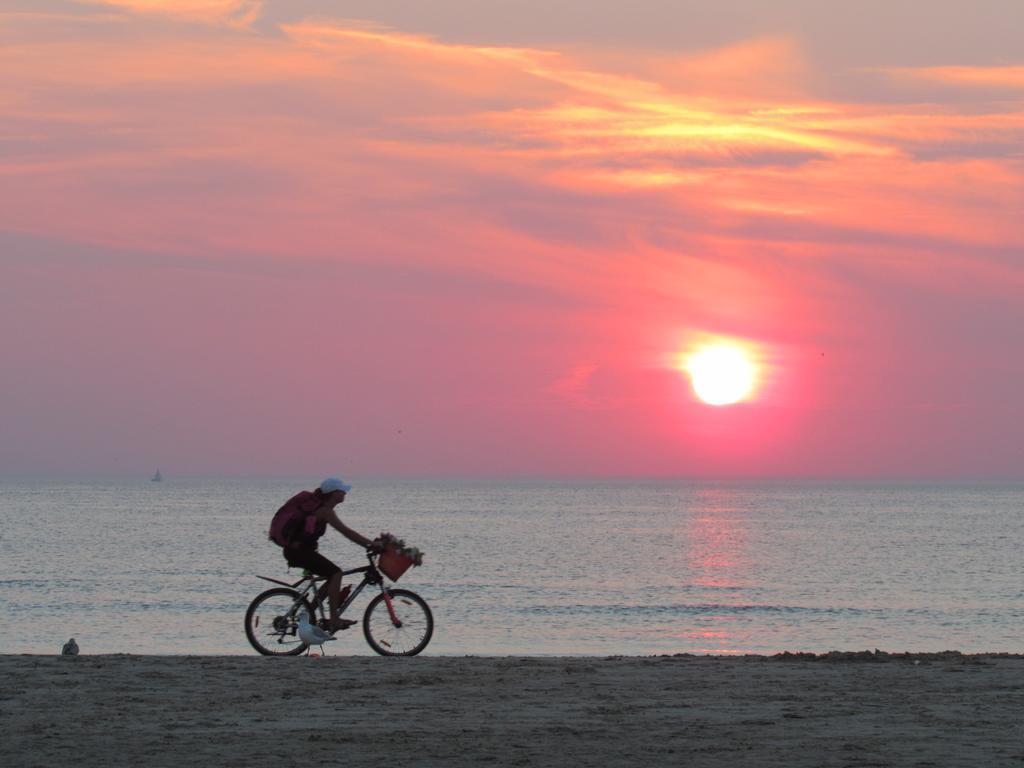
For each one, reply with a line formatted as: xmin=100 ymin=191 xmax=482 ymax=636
xmin=283 ymin=547 xmax=341 ymax=578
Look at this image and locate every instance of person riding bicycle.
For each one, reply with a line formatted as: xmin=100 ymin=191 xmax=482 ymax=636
xmin=271 ymin=477 xmax=381 ymax=632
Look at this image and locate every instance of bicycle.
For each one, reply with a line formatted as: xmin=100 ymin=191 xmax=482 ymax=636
xmin=244 ymin=550 xmax=434 ymax=656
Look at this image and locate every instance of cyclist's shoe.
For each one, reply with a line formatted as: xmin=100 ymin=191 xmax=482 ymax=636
xmin=327 ymin=617 xmax=357 ymax=633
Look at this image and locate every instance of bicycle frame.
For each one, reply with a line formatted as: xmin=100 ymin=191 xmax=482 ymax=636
xmin=255 ymin=554 xmax=401 ymax=627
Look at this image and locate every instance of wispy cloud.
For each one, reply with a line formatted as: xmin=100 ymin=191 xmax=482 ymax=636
xmin=878 ymin=64 xmax=1024 ymax=89
xmin=4 ymin=11 xmax=1024 ymax=388
xmin=75 ymin=0 xmax=263 ymax=27
xmin=547 ymin=363 xmax=600 ymax=408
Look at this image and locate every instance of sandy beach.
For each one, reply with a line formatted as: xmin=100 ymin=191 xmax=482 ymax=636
xmin=2 ymin=653 xmax=1022 ymax=767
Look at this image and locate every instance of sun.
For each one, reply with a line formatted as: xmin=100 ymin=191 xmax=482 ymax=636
xmin=685 ymin=344 xmax=756 ymax=406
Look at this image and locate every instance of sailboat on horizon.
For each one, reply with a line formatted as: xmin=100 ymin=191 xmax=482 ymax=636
xmin=152 ymin=469 xmax=163 ymax=482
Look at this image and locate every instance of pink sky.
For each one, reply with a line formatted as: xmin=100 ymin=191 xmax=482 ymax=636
xmin=2 ymin=1 xmax=1023 ymax=478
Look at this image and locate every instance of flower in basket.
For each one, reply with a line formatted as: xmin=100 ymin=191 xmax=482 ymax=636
xmin=378 ymin=532 xmax=424 ymax=566
xmin=404 ymin=547 xmax=424 ymax=566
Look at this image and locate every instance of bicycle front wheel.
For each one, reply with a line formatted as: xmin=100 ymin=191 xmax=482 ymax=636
xmin=244 ymin=587 xmax=314 ymax=656
xmin=363 ymin=588 xmax=434 ymax=656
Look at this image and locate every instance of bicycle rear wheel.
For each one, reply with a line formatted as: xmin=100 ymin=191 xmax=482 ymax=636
xmin=362 ymin=588 xmax=434 ymax=656
xmin=244 ymin=587 xmax=314 ymax=656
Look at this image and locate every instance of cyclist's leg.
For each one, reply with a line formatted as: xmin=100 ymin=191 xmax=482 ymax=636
xmin=285 ymin=548 xmax=347 ymax=628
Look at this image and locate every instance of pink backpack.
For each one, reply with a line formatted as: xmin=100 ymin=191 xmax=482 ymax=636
xmin=268 ymin=491 xmax=325 ymax=547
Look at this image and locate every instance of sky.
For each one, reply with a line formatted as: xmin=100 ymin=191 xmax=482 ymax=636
xmin=2 ymin=0 xmax=1023 ymax=479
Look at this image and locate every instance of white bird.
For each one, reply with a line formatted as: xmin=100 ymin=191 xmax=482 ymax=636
xmin=297 ymin=615 xmax=336 ymax=654
xmin=61 ymin=638 xmax=79 ymax=656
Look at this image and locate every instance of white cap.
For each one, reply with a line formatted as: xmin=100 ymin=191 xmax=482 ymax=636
xmin=320 ymin=477 xmax=352 ymax=494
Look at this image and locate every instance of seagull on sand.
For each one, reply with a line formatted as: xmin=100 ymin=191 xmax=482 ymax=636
xmin=61 ymin=638 xmax=79 ymax=656
xmin=297 ymin=615 xmax=336 ymax=654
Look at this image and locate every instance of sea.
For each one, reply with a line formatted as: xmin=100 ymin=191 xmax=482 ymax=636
xmin=1 ymin=477 xmax=1021 ymax=656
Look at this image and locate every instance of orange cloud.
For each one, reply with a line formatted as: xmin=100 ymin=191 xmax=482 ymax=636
xmin=3 ymin=10 xmax=1024 ymax=335
xmin=75 ymin=0 xmax=262 ymax=27
xmin=644 ymin=38 xmax=810 ymax=100
xmin=879 ymin=65 xmax=1024 ymax=89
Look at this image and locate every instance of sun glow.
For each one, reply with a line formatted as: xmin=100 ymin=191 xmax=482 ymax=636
xmin=686 ymin=344 xmax=757 ymax=406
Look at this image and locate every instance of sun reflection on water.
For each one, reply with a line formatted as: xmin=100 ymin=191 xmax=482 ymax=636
xmin=678 ymin=488 xmax=753 ymax=650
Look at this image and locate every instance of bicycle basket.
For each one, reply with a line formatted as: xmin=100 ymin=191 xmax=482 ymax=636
xmin=378 ymin=548 xmax=414 ymax=581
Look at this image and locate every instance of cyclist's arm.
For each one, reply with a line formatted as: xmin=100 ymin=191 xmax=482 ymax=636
xmin=321 ymin=509 xmax=376 ymax=549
